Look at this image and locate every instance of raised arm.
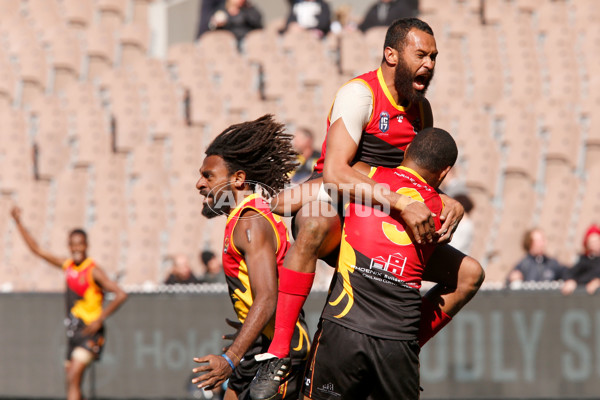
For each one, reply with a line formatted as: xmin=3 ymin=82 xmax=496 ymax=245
xmin=82 ymin=266 xmax=128 ymax=335
xmin=10 ymin=207 xmax=64 ymax=268
xmin=193 ymin=209 xmax=279 ymax=390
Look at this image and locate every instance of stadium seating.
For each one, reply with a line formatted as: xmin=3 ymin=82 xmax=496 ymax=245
xmin=0 ymin=0 xmax=598 ymax=290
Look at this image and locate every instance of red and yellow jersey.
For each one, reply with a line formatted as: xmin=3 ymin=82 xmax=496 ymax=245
xmin=63 ymin=257 xmax=104 ymax=326
xmin=222 ymin=193 xmax=290 ymax=339
xmin=313 ymin=67 xmax=426 ymax=173
xmin=321 ymin=166 xmax=443 ymax=340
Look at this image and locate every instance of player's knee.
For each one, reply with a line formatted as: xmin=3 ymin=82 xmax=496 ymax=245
xmin=459 ymin=256 xmax=485 ymax=293
xmin=65 ymin=367 xmax=79 ymax=386
xmin=295 ymin=217 xmax=332 ymax=251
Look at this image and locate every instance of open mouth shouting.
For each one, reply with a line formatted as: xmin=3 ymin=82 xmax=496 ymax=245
xmin=413 ymin=71 xmax=432 ymax=92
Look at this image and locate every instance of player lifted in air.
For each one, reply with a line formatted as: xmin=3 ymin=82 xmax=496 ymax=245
xmin=250 ymin=18 xmax=484 ymax=400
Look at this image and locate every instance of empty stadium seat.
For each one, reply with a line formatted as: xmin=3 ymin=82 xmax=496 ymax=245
xmin=0 ymin=48 xmax=18 ymax=107
xmin=491 ymin=171 xmax=538 ymax=278
xmin=495 ymin=100 xmax=540 ymax=178
xmin=85 ymin=24 xmax=117 ymax=80
xmin=338 ymin=30 xmax=374 ymax=78
xmin=538 ymin=159 xmax=579 ymax=263
xmin=47 ymin=167 xmax=89 ymax=254
xmin=43 ymin=26 xmax=83 ymax=94
xmin=119 ymin=21 xmax=150 ymax=66
xmin=29 ymin=96 xmax=70 ymax=180
xmin=97 ymin=0 xmax=127 ymax=32
xmin=0 ymin=109 xmax=33 ymax=193
xmin=63 ymin=0 xmax=94 ymax=31
xmin=538 ymin=98 xmax=580 ymax=165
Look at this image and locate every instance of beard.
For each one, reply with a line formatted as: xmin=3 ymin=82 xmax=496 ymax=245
xmin=201 ymin=201 xmax=222 ymax=219
xmin=201 ymin=184 xmax=234 ymax=219
xmin=394 ymin=57 xmax=434 ymax=105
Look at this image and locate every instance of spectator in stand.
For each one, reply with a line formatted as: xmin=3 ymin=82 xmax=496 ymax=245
xmin=199 ymin=250 xmax=226 ymax=284
xmin=562 ymin=224 xmax=600 ymax=295
xmin=450 ymin=193 xmax=475 ymax=254
xmin=164 ymin=254 xmax=200 ymax=285
xmin=507 ymin=228 xmax=566 ymax=287
xmin=197 ymin=0 xmax=226 ymax=39
xmin=283 ymin=0 xmax=331 ymax=38
xmin=330 ymin=5 xmax=358 ymax=35
xmin=208 ymin=0 xmax=263 ymax=47
xmin=290 ymin=127 xmax=321 ymax=184
xmin=359 ymin=0 xmax=419 ymax=32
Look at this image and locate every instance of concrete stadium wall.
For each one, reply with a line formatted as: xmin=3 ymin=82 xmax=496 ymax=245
xmin=1 ymin=290 xmax=599 ymax=399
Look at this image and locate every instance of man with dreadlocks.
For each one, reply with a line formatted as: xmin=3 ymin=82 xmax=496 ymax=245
xmin=191 ymin=114 xmax=310 ymax=400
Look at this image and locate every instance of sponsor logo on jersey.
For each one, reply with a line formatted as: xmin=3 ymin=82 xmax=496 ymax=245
xmin=369 ymin=252 xmax=408 ymax=277
xmin=317 ymin=383 xmax=341 ymax=396
xmin=379 ymin=111 xmax=389 ymax=133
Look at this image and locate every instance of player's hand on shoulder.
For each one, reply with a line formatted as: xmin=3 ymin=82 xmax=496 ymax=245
xmin=437 ymin=195 xmax=464 ymax=244
xmin=400 ymin=201 xmax=436 ymax=245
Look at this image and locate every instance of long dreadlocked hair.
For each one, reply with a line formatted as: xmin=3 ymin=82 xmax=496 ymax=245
xmin=205 ymin=114 xmax=298 ymax=193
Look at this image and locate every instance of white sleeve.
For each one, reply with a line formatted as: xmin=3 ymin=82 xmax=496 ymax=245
xmin=329 ymin=81 xmax=373 ymax=145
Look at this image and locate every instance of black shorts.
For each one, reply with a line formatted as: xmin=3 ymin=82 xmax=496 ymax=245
xmin=228 ymin=334 xmax=308 ymax=400
xmin=303 ymin=320 xmax=420 ymax=400
xmin=65 ymin=317 xmax=105 ymax=361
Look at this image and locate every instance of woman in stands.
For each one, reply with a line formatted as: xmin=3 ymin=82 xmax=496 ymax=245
xmin=10 ymin=207 xmax=128 ymax=400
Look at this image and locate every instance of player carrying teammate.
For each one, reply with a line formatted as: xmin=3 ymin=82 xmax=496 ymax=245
xmin=10 ymin=207 xmax=128 ymax=400
xmin=191 ymin=115 xmax=310 ymax=399
xmin=304 ymin=127 xmax=457 ymax=400
xmin=250 ymin=18 xmax=484 ymax=400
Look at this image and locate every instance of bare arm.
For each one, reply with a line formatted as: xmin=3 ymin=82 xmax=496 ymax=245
xmin=10 ymin=207 xmax=64 ymax=268
xmin=82 ymin=266 xmax=128 ymax=334
xmin=193 ymin=209 xmax=278 ymax=389
xmin=224 ymin=210 xmax=278 ymax=361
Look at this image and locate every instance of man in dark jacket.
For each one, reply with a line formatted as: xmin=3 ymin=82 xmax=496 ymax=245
xmin=359 ymin=0 xmax=418 ymax=32
xmin=562 ymin=225 xmax=600 ymax=295
xmin=507 ymin=228 xmax=566 ymax=287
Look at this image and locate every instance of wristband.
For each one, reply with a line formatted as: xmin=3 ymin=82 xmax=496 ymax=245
xmin=226 ymin=349 xmax=241 ymax=363
xmin=222 ymin=353 xmax=235 ymax=371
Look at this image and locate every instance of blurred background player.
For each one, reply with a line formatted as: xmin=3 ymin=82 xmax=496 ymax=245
xmin=10 ymin=207 xmax=128 ymax=400
xmin=191 ymin=115 xmax=310 ymax=399
xmin=304 ymin=127 xmax=458 ymax=400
